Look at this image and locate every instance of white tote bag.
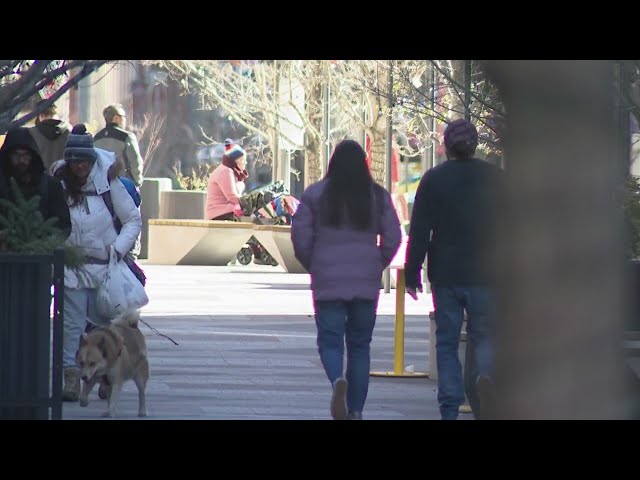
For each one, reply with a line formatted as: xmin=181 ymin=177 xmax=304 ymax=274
xmin=96 ymin=246 xmax=149 ymax=317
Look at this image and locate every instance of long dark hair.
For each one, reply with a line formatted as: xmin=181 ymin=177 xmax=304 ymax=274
xmin=323 ymin=139 xmax=373 ymax=230
xmin=55 ymin=162 xmax=114 ymax=207
xmin=56 ymin=165 xmax=85 ymax=206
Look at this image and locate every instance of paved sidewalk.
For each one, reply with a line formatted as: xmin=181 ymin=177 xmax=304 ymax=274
xmin=63 ymin=264 xmax=466 ymax=420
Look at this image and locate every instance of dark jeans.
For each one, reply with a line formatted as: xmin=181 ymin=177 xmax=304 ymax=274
xmin=432 ymin=285 xmax=494 ymax=420
xmin=314 ymin=299 xmax=377 ymax=414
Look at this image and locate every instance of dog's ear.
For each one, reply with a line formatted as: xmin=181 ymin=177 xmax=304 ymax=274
xmin=79 ymin=333 xmax=88 ymax=347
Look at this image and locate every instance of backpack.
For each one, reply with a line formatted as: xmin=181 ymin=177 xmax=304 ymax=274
xmin=100 ymin=177 xmax=146 ymax=286
xmin=101 ymin=176 xmax=140 ymax=232
xmin=117 ymin=176 xmax=141 ymax=207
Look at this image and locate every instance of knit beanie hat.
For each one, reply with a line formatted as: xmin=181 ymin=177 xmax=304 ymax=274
xmin=443 ymin=119 xmax=478 ymax=151
xmin=224 ymin=138 xmax=246 ymax=161
xmin=64 ymin=124 xmax=97 ymax=163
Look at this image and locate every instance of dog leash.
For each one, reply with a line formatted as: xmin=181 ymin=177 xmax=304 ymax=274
xmin=139 ymin=318 xmax=179 ymax=346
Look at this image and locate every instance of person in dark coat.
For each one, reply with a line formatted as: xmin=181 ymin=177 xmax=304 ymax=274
xmin=405 ymin=119 xmax=504 ymax=420
xmin=0 ymin=127 xmax=71 ymax=238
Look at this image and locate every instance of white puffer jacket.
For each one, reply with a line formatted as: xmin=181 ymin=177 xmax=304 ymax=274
xmin=52 ymin=148 xmax=142 ymax=289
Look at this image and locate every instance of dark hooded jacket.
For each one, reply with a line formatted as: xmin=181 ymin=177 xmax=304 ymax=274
xmin=0 ymin=127 xmax=71 ymax=238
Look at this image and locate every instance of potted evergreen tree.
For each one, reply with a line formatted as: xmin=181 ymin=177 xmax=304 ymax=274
xmin=0 ymin=179 xmax=82 ymax=419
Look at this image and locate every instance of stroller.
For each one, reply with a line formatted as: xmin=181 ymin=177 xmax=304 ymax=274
xmin=236 ymin=238 xmax=278 ymax=266
xmin=236 ymin=181 xmax=300 ymax=266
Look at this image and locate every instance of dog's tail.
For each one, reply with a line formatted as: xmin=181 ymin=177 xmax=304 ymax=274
xmin=112 ymin=308 xmax=140 ymax=328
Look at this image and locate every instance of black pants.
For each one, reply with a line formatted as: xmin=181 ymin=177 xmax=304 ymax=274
xmin=211 ymin=212 xmax=237 ymax=221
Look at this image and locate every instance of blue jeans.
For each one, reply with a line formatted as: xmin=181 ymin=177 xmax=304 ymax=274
xmin=432 ymin=285 xmax=494 ymax=420
xmin=314 ymin=299 xmax=377 ymax=414
xmin=63 ymin=288 xmax=110 ymax=368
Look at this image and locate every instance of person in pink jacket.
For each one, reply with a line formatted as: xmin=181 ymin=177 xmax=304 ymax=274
xmin=206 ymin=139 xmax=249 ymax=220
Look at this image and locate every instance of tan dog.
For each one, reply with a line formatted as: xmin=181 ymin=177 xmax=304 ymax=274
xmin=75 ymin=309 xmax=149 ymax=418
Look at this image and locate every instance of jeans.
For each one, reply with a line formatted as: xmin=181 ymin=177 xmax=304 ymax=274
xmin=432 ymin=285 xmax=493 ymax=420
xmin=314 ymin=299 xmax=377 ymax=414
xmin=63 ymin=288 xmax=111 ymax=368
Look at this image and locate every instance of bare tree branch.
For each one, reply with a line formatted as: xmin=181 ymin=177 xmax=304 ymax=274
xmin=0 ymin=60 xmax=112 ymax=134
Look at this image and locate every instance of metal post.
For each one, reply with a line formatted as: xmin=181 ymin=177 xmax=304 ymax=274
xmin=421 ymin=62 xmax=430 ymax=173
xmin=393 ymin=268 xmax=406 ymax=374
xmin=361 ymin=92 xmax=367 ymax=149
xmin=323 ymin=80 xmax=331 ymax=176
xmin=431 ymin=64 xmax=438 ymax=168
xmin=383 ymin=61 xmax=394 ymax=294
xmin=464 ymin=60 xmax=472 ymax=121
xmin=283 ymin=149 xmax=291 ymax=192
xmin=78 ymin=74 xmax=92 ymax=124
xmin=272 ymin=134 xmax=279 ymax=183
xmin=272 ymin=61 xmax=280 ymax=182
xmin=51 ymin=249 xmax=64 ymax=420
xmin=370 ymin=268 xmax=428 ymax=378
xmin=423 ymin=63 xmax=438 ymax=292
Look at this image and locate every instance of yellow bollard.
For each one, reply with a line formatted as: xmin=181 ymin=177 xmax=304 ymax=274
xmin=393 ymin=267 xmax=406 ymax=374
xmin=370 ymin=268 xmax=429 ymax=378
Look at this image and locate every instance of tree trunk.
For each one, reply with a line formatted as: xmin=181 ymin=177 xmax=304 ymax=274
xmin=367 ymin=63 xmax=391 ymax=185
xmin=369 ymin=128 xmax=386 ymax=184
xmin=304 ymin=62 xmax=325 ymax=186
xmin=305 ymin=135 xmax=322 ymax=185
xmin=486 ymin=60 xmax=630 ymax=419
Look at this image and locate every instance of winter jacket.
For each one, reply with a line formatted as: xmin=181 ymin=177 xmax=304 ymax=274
xmin=51 ymin=148 xmax=141 ymax=289
xmin=292 ymin=179 xmax=402 ymax=302
xmin=206 ymin=163 xmax=246 ymax=220
xmin=405 ymin=158 xmax=504 ymax=288
xmin=94 ymin=123 xmax=144 ymax=186
xmin=0 ymin=127 xmax=71 ymax=238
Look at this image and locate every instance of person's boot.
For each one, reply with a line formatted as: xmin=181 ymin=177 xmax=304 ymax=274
xmin=62 ymin=367 xmax=80 ymax=402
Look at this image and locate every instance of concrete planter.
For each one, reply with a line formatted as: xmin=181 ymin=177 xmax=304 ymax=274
xmin=139 ymin=178 xmax=173 ymax=259
xmin=160 ymin=190 xmax=207 ymax=220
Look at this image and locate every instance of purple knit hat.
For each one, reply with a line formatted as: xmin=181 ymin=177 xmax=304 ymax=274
xmin=444 ymin=119 xmax=478 ymax=150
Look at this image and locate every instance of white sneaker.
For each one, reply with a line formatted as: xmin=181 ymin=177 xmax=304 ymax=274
xmin=347 ymin=411 xmax=362 ymax=420
xmin=330 ymin=377 xmax=348 ymax=420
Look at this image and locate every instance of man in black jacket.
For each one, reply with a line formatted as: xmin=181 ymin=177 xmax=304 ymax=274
xmin=405 ymin=119 xmax=503 ymax=420
xmin=0 ymin=127 xmax=71 ymax=239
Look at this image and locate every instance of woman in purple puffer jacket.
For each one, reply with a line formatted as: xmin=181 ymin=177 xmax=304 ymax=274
xmin=292 ymin=139 xmax=401 ymax=420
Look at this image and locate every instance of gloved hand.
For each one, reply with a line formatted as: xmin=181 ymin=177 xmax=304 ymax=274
xmin=233 ymin=204 xmax=243 ymax=217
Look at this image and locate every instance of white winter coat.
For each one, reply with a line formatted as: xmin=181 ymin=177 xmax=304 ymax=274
xmin=52 ymin=148 xmax=142 ymax=289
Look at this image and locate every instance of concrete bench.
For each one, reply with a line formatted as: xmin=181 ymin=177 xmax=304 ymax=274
xmin=252 ymin=225 xmax=307 ymax=273
xmin=147 ymin=219 xmax=255 ymax=266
